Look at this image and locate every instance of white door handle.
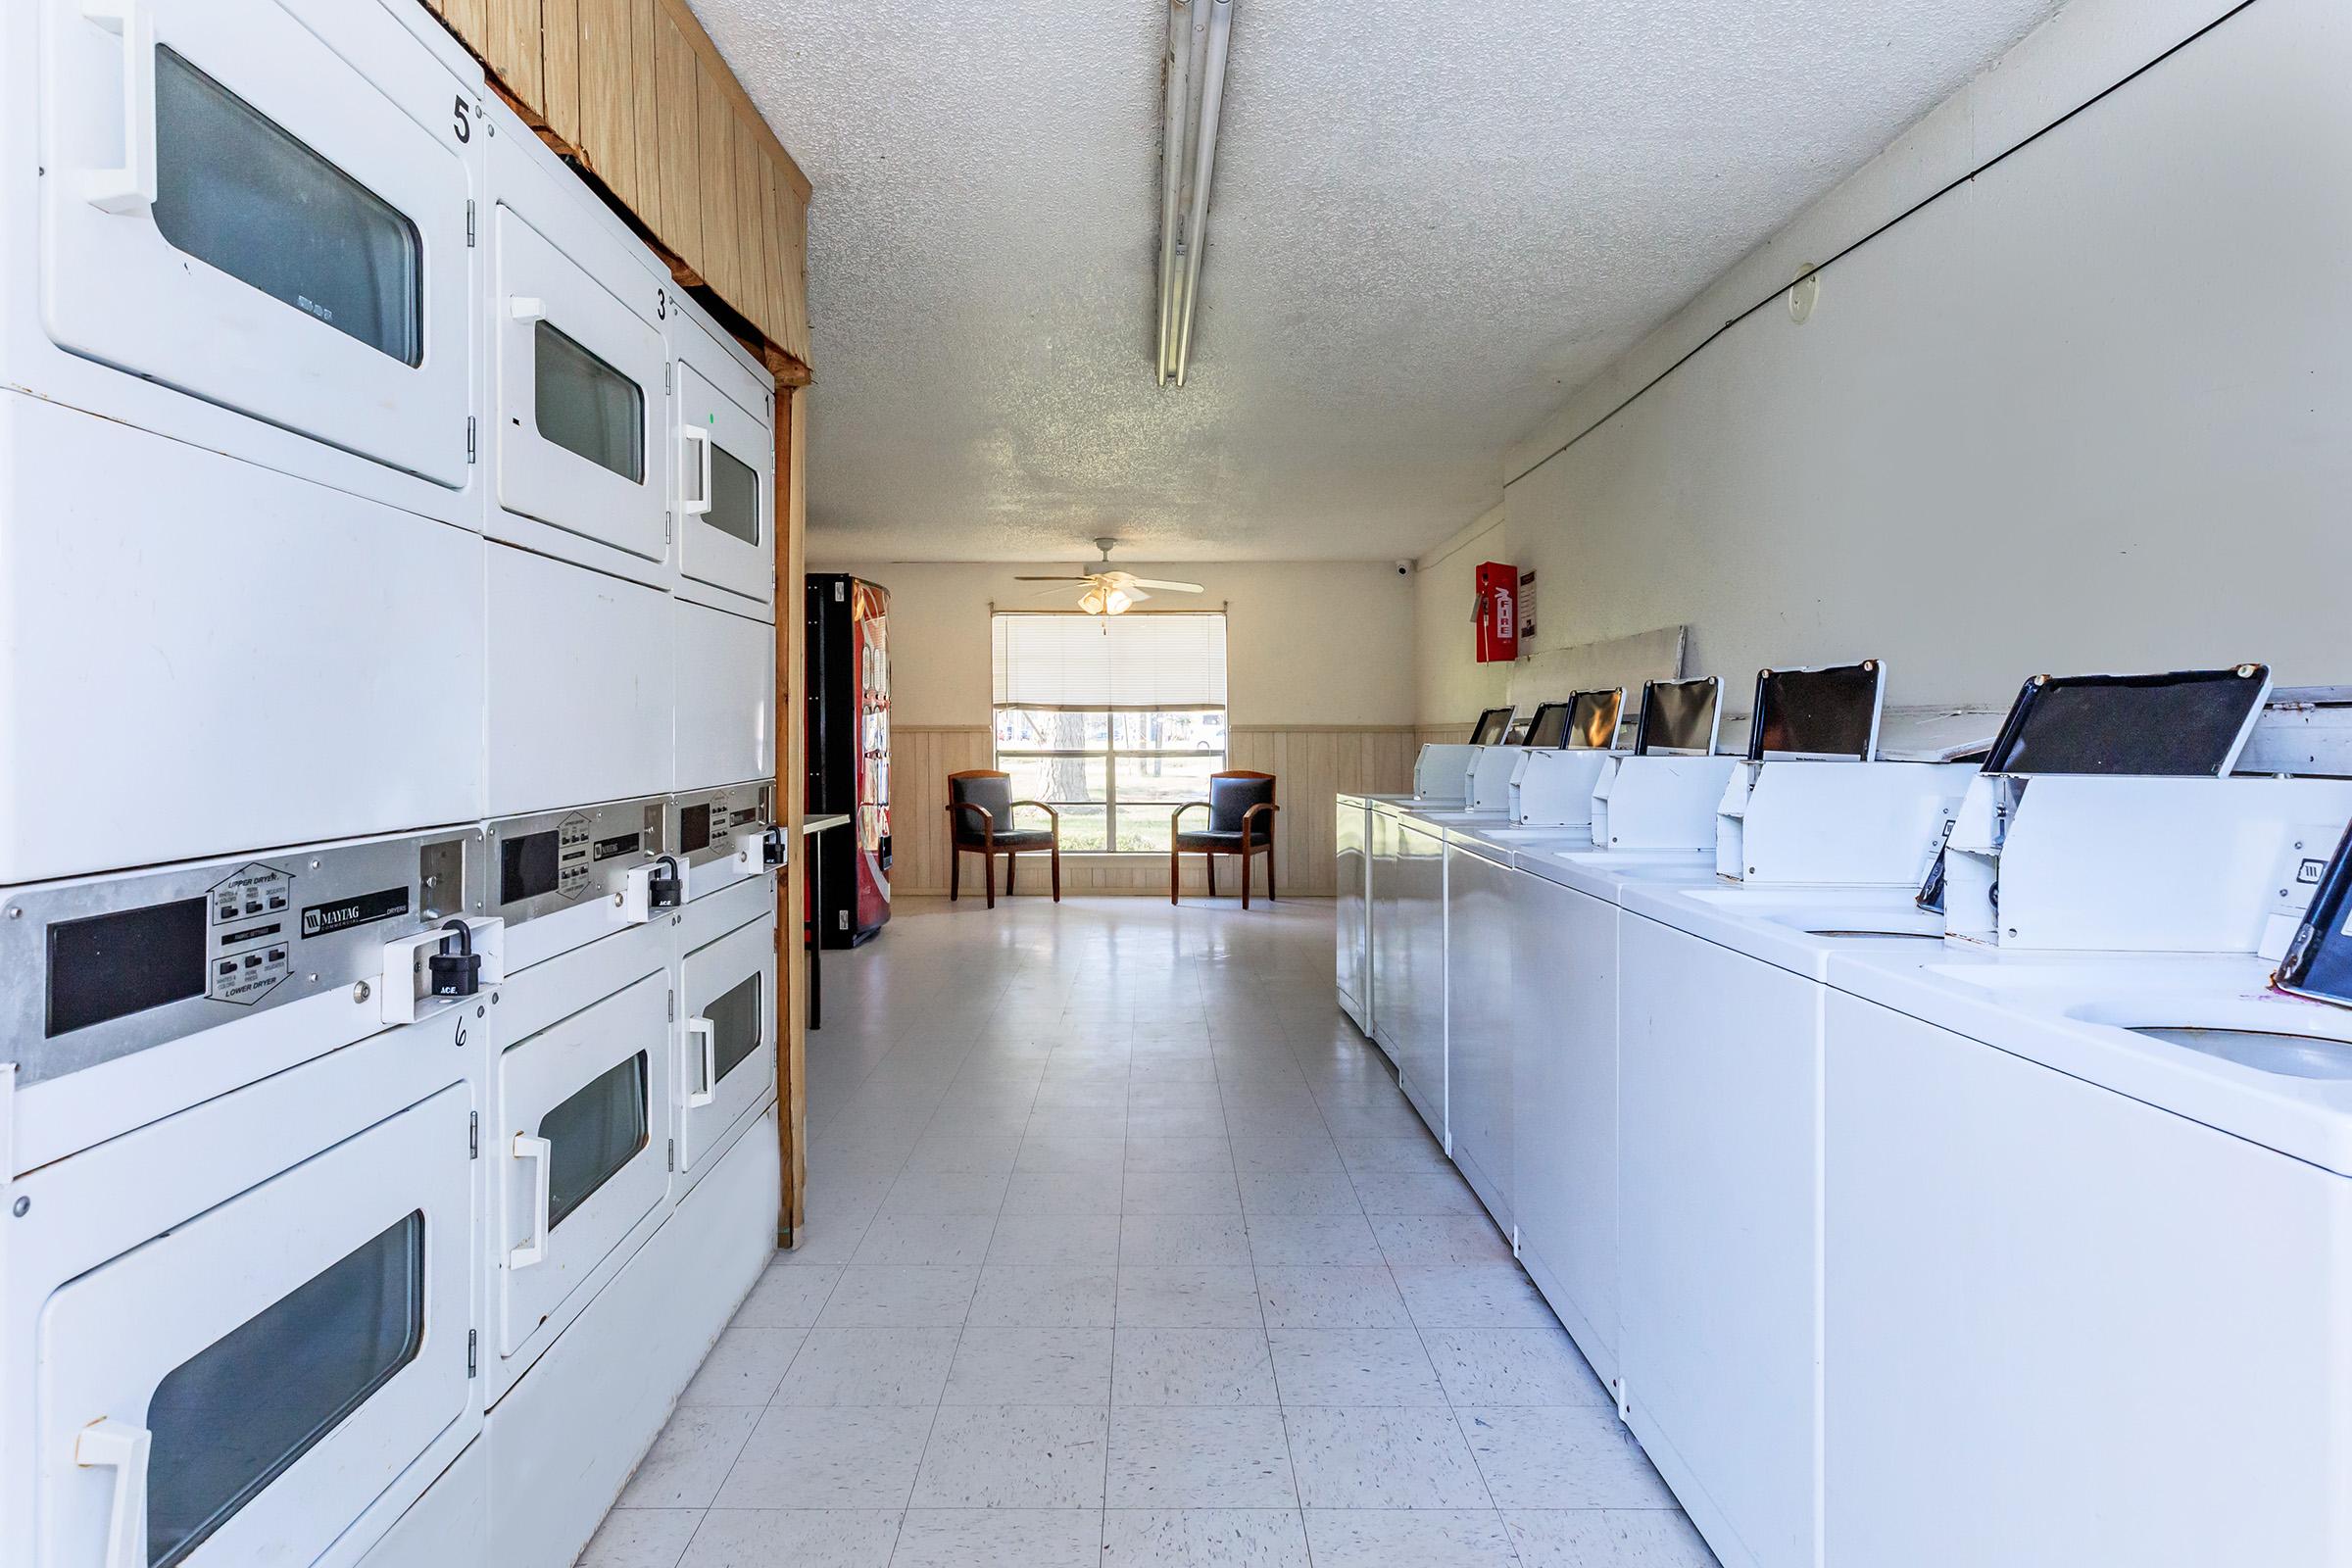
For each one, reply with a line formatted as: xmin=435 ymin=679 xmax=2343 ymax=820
xmin=680 ymin=426 xmax=713 ymax=516
xmin=510 ymin=1133 xmax=552 ymax=1268
xmin=78 ymin=0 xmax=157 ymax=214
xmin=684 ymin=1017 xmax=717 ymax=1108
xmin=75 ymin=1418 xmax=151 ymax=1568
xmin=510 ymin=296 xmax=546 ymax=322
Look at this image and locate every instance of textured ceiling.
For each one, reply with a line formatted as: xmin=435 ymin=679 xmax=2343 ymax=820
xmin=695 ymin=0 xmax=2062 ymax=564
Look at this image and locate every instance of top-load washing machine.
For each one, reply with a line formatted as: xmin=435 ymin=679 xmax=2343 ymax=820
xmin=0 ymin=0 xmax=491 ymax=883
xmin=1821 ymin=767 xmax=2352 ymax=1568
xmin=0 ymin=822 xmax=496 ymax=1568
xmin=481 ymin=95 xmax=674 ymax=817
xmin=1435 ymin=688 xmax=1633 ymax=1248
xmin=1612 ymin=664 xmax=2276 ymax=1568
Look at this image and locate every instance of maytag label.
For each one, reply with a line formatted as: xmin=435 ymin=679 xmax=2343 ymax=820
xmin=301 ymin=885 xmax=412 ymax=939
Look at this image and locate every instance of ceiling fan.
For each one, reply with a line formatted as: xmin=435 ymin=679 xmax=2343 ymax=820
xmin=1016 ymin=538 xmax=1204 ymax=616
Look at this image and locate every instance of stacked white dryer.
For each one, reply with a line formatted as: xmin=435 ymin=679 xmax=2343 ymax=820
xmin=0 ymin=3 xmax=784 ymax=1566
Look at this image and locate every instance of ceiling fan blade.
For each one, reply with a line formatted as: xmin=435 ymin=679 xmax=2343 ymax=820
xmin=1014 ymin=575 xmax=1093 ymax=582
xmin=1130 ymin=578 xmax=1205 ymax=593
xmin=1123 ymin=587 xmax=1153 ymax=603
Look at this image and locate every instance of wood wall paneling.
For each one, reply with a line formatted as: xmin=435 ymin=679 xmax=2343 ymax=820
xmin=696 ymin=70 xmax=742 ymax=306
xmin=575 ymin=0 xmax=638 ymax=206
xmin=887 ymin=727 xmax=1417 ymax=900
xmin=654 ymin=9 xmax=704 ymax=280
xmin=539 ymin=0 xmax=582 ymax=144
xmin=483 ymin=0 xmax=543 ymax=107
xmin=628 ymin=0 xmax=662 ymax=235
xmin=432 ymin=0 xmax=489 ymax=52
xmin=733 ymin=114 xmax=774 ymax=338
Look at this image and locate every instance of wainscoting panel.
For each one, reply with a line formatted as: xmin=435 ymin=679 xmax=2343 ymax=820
xmin=886 ymin=725 xmax=1416 ymax=898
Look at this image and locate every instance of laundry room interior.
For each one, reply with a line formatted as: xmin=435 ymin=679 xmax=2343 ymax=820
xmin=4 ymin=0 xmax=2350 ymax=1566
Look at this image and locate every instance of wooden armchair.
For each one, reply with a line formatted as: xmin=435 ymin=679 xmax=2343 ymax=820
xmin=946 ymin=769 xmax=1060 ymax=907
xmin=1170 ymin=770 xmax=1278 ymax=907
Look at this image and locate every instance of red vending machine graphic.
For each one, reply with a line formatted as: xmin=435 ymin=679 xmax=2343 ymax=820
xmin=807 ymin=574 xmax=892 ymax=946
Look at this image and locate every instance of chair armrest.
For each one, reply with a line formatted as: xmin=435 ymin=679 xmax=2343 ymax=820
xmin=1170 ymin=801 xmax=1209 ymax=833
xmin=946 ymin=802 xmax=995 ymax=846
xmin=1009 ymin=799 xmax=1058 ymax=820
xmin=1243 ymin=801 xmax=1279 ymax=839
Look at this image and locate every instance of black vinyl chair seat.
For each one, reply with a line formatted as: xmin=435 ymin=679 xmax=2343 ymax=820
xmin=957 ymin=826 xmax=1054 ymax=851
xmin=1175 ymin=827 xmax=1252 ymax=851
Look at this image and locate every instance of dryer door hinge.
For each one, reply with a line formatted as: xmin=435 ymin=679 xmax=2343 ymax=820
xmin=667 ymin=989 xmax=676 ymax=1021
xmin=466 ymin=1330 xmax=477 ymax=1378
xmin=1613 ymin=1376 xmax=1630 ymax=1424
xmin=466 ymin=416 xmax=476 ymax=464
xmin=468 ymin=1111 xmax=479 ymax=1158
xmin=666 ymin=1139 xmax=676 ymax=1172
xmin=664 ymin=363 xmax=673 ymax=393
xmin=466 ymin=200 xmax=476 ymax=247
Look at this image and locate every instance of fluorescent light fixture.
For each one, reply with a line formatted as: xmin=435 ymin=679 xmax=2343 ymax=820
xmin=1156 ymin=0 xmax=1232 ymax=387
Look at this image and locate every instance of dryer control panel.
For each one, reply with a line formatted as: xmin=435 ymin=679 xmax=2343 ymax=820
xmin=485 ymin=795 xmax=666 ymax=927
xmin=0 ymin=829 xmax=480 ymax=1087
xmin=672 ymin=781 xmax=773 ymax=870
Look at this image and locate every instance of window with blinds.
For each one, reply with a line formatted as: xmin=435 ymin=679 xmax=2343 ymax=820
xmin=992 ymin=612 xmax=1229 ymax=853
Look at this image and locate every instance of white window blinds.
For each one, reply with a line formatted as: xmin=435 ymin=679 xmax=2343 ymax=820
xmin=992 ymin=612 xmax=1228 ymax=712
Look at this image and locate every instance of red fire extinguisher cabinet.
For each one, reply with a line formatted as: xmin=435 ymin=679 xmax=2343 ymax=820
xmin=1475 ymin=563 xmax=1519 ymax=663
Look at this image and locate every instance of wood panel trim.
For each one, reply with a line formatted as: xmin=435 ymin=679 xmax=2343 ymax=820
xmin=774 ymin=387 xmax=808 ymax=1245
xmin=1229 ymin=723 xmax=1418 ymax=734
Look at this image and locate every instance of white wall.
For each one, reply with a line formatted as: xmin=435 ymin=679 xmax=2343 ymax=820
xmin=811 ymin=559 xmax=1416 ymax=729
xmin=1493 ymin=0 xmax=2352 ymax=710
xmin=1412 ymin=506 xmax=1513 ymax=731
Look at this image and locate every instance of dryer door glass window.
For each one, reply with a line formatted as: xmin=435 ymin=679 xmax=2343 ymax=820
xmin=705 ymin=444 xmax=760 ymax=547
xmin=534 ymin=322 xmax=646 ymax=484
xmin=540 ymin=1051 xmax=649 ymax=1227
xmin=152 ymin=49 xmax=421 ymax=368
xmin=146 ymin=1212 xmax=424 ymax=1567
xmin=706 ymin=972 xmax=762 ymax=1083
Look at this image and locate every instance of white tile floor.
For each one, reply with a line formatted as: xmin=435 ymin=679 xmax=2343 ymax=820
xmin=582 ymin=894 xmax=1718 ymax=1567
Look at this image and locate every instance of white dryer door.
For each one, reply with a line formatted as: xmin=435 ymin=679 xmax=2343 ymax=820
xmin=35 ymin=1083 xmax=473 ymax=1568
xmin=496 ymin=967 xmax=672 ymax=1359
xmin=678 ymin=912 xmax=777 ymax=1174
xmin=38 ymin=0 xmax=471 ymax=488
xmin=492 ymin=203 xmax=666 ymax=564
xmin=673 ymin=334 xmax=773 ymax=610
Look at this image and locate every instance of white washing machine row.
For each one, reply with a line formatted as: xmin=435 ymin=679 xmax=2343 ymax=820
xmin=0 ymin=789 xmax=781 ymax=1568
xmin=0 ymin=0 xmax=780 ymax=887
xmin=1353 ymin=693 xmax=2021 ymax=1568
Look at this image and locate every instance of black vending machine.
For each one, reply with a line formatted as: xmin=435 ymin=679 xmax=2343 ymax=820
xmin=806 ymin=573 xmax=891 ymax=947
